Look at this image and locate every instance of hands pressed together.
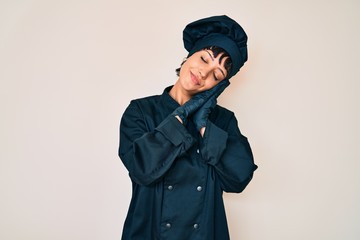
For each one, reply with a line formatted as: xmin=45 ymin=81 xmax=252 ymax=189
xmin=172 ymin=80 xmax=230 ymax=136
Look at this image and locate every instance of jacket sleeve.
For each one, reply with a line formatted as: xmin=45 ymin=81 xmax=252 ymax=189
xmin=200 ymin=113 xmax=258 ymax=193
xmin=119 ymin=100 xmax=195 ymax=186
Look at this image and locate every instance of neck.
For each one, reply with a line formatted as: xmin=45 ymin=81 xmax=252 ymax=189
xmin=169 ymin=81 xmax=192 ymax=105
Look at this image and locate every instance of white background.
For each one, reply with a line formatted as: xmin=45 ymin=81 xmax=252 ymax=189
xmin=1 ymin=0 xmax=359 ymax=239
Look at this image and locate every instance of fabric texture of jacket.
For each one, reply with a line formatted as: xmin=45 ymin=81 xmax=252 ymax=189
xmin=118 ymin=86 xmax=257 ymax=240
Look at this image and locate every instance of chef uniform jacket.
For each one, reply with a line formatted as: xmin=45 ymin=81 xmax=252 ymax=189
xmin=119 ymin=86 xmax=257 ymax=240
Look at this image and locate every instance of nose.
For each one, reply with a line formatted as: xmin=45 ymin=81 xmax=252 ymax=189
xmin=199 ymin=70 xmax=204 ymax=79
xmin=199 ymin=68 xmax=209 ymax=79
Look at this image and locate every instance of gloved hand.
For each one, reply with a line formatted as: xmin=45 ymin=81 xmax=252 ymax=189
xmin=172 ymin=80 xmax=230 ymax=125
xmin=192 ymin=80 xmax=230 ymax=130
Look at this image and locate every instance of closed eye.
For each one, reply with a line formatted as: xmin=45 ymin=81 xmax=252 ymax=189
xmin=213 ymin=73 xmax=219 ymax=81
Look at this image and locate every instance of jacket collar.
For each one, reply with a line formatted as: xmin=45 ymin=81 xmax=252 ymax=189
xmin=161 ymin=85 xmax=180 ymax=111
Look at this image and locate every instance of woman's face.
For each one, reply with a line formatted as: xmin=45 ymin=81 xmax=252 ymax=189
xmin=179 ymin=49 xmax=229 ymax=95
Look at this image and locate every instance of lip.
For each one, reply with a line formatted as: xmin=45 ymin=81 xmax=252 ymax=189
xmin=190 ymin=71 xmax=200 ymax=85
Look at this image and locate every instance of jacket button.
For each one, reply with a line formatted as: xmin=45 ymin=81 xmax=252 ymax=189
xmin=166 ymin=223 xmax=171 ymax=228
xmin=193 ymin=223 xmax=199 ymax=229
xmin=196 ymin=186 xmax=202 ymax=191
xmin=167 ymin=185 xmax=173 ymax=191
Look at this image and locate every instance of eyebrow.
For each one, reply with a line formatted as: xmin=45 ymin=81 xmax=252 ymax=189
xmin=205 ymin=50 xmax=226 ymax=78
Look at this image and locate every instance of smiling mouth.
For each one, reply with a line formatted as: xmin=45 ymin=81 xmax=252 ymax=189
xmin=190 ymin=72 xmax=200 ymax=85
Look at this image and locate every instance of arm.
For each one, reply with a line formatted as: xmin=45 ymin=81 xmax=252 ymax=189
xmin=200 ymin=113 xmax=257 ymax=193
xmin=119 ymin=101 xmax=194 ymax=186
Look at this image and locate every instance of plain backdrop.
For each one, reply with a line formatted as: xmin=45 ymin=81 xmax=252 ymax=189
xmin=1 ymin=0 xmax=359 ymax=239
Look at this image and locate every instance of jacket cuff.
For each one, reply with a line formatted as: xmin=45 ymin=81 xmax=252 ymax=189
xmin=156 ymin=116 xmax=194 ymax=149
xmin=202 ymin=121 xmax=228 ymax=164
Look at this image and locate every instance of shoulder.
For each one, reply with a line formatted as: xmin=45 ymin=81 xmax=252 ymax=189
xmin=125 ymin=93 xmax=168 ymax=121
xmin=213 ymin=104 xmax=235 ymax=118
xmin=131 ymin=94 xmax=161 ymax=104
xmin=128 ymin=94 xmax=162 ymax=109
xmin=210 ymin=104 xmax=237 ymax=129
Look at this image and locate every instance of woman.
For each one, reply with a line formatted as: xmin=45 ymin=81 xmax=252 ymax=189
xmin=118 ymin=15 xmax=258 ymax=240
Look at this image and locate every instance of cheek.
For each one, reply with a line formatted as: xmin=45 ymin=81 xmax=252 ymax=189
xmin=179 ymin=61 xmax=190 ymax=76
xmin=204 ymin=80 xmax=218 ymax=89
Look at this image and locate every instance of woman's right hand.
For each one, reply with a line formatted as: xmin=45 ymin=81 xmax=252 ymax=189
xmin=172 ymin=80 xmax=230 ymax=124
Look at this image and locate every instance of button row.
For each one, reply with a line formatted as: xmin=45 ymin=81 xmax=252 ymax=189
xmin=166 ymin=185 xmax=203 ymax=191
xmin=164 ymin=223 xmax=199 ymax=229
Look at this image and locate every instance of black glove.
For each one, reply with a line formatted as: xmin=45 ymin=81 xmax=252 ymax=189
xmin=172 ymin=80 xmax=230 ymax=124
xmin=192 ymin=80 xmax=230 ymax=130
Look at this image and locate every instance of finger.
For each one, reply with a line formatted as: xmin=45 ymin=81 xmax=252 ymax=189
xmin=195 ymin=79 xmax=230 ymax=101
xmin=185 ymin=79 xmax=230 ymax=114
xmin=212 ymin=80 xmax=230 ymax=98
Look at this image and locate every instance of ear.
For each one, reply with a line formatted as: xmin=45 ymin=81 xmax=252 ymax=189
xmin=181 ymin=57 xmax=187 ymax=65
